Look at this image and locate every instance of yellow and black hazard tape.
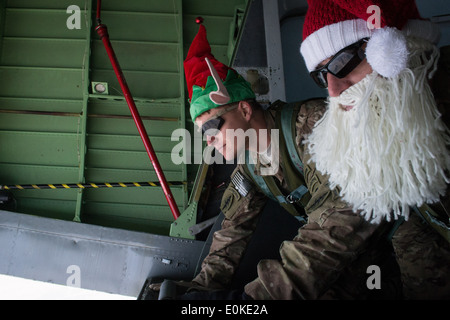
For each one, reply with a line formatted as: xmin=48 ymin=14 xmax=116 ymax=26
xmin=2 ymin=181 xmax=186 ymax=190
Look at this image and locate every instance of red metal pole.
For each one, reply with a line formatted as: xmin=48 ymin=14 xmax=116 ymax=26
xmin=95 ymin=6 xmax=180 ymax=220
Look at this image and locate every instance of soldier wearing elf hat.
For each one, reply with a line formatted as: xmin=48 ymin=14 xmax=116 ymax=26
xmin=155 ymin=0 xmax=450 ymax=299
xmin=183 ymin=23 xmax=263 ymax=163
xmin=173 ymin=20 xmax=401 ymax=300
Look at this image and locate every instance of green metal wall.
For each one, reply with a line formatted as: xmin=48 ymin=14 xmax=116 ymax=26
xmin=0 ymin=0 xmax=247 ymax=235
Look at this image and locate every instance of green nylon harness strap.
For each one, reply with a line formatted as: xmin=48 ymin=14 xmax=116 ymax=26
xmin=276 ymin=102 xmax=310 ymax=207
xmin=280 ymin=103 xmax=304 ymax=175
xmin=243 ymin=101 xmax=310 ymax=219
xmin=413 ymin=204 xmax=450 ymax=244
xmin=244 ymin=152 xmax=302 ymax=218
xmin=244 ymin=152 xmax=277 ymax=203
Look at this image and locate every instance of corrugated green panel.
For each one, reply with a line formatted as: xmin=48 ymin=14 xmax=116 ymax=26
xmin=0 ymin=113 xmax=81 ymax=133
xmin=84 ymin=168 xmax=183 ymax=184
xmin=6 ymin=0 xmax=86 ymax=10
xmin=3 ymin=8 xmax=86 ymax=39
xmin=183 ymin=0 xmax=247 ymax=16
xmin=82 ymin=186 xmax=185 ymax=233
xmin=0 ymin=131 xmax=79 ymax=167
xmin=83 ymin=203 xmax=175 ymax=226
xmin=84 ymin=186 xmax=185 ymax=207
xmin=86 ymin=150 xmax=178 ymax=172
xmin=7 ymin=187 xmax=80 ymax=222
xmin=9 ymin=189 xmax=79 ymax=202
xmin=94 ymin=11 xmax=180 ymax=43
xmin=91 ymin=40 xmax=180 ymax=73
xmin=83 ymin=0 xmax=186 ymax=233
xmin=0 ymin=1 xmax=86 ymax=225
xmin=86 ymin=117 xmax=182 ymax=136
xmin=93 ymin=0 xmax=180 ymax=14
xmin=13 ymin=197 xmax=78 ymax=221
xmin=0 ymin=67 xmax=83 ymax=99
xmin=0 ymin=0 xmax=246 ymax=235
xmin=82 ymin=171 xmax=187 ymax=231
xmin=182 ymin=0 xmax=247 ymax=64
xmin=1 ymin=38 xmax=86 ymax=68
xmin=0 ymin=97 xmax=83 ymax=113
xmin=83 ymin=205 xmax=173 ymax=234
xmin=88 ymin=99 xmax=181 ymax=118
xmin=87 ymin=134 xmax=176 ymax=153
xmin=0 ymin=164 xmax=79 ymax=185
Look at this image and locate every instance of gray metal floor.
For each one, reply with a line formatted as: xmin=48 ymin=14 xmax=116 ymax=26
xmin=0 ymin=210 xmax=208 ymax=298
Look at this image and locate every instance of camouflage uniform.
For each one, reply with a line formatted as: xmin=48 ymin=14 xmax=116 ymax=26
xmin=189 ymin=47 xmax=450 ymax=299
xmin=389 ymin=45 xmax=450 ymax=300
xmin=191 ymin=92 xmax=450 ymax=299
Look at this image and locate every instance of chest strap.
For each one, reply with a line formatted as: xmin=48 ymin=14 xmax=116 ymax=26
xmin=280 ymin=103 xmax=304 ymax=175
xmin=244 ymin=152 xmax=306 ymax=219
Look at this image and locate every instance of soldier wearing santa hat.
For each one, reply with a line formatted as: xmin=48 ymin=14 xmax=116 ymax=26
xmin=292 ymin=0 xmax=450 ymax=299
xmin=246 ymin=0 xmax=450 ymax=299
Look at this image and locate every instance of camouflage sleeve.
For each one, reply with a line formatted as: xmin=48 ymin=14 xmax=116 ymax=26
xmin=244 ymin=153 xmax=385 ymax=299
xmin=244 ymin=100 xmax=388 ymax=299
xmin=191 ymin=164 xmax=268 ymax=290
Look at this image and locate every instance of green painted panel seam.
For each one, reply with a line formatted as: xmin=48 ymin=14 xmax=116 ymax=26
xmin=5 ymin=8 xmax=78 ymax=13
xmin=3 ymin=36 xmax=86 ymax=42
xmin=100 ymin=11 xmax=180 ymax=17
xmin=0 ymin=96 xmax=83 ymax=103
xmin=184 ymin=13 xmax=235 ymax=20
xmin=91 ymin=68 xmax=180 ymax=75
xmin=86 ymin=150 xmax=181 ymax=160
xmin=94 ymin=39 xmax=180 ymax=46
xmin=74 ymin=0 xmax=92 ymax=222
xmin=88 ymin=95 xmax=183 ymax=104
xmin=0 ymin=130 xmax=79 ymax=137
xmin=85 ymin=167 xmax=183 ymax=174
xmin=0 ymin=162 xmax=79 ymax=169
xmin=175 ymin=0 xmax=187 ymax=210
xmin=0 ymin=65 xmax=83 ymax=72
xmin=0 ymin=0 xmax=6 ymax=55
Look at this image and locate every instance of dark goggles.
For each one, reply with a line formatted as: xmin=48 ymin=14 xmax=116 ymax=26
xmin=201 ymin=117 xmax=224 ymax=135
xmin=310 ymin=38 xmax=368 ymax=89
xmin=198 ymin=105 xmax=238 ymax=135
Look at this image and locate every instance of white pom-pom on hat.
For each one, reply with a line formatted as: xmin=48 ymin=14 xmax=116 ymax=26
xmin=365 ymin=27 xmax=409 ymax=78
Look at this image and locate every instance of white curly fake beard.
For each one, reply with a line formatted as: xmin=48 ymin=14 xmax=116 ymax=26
xmin=306 ymin=68 xmax=450 ymax=223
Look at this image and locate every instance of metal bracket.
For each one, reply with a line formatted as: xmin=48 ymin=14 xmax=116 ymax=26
xmin=169 ymin=159 xmax=210 ymax=239
xmin=188 ymin=216 xmax=218 ymax=236
xmin=169 ymin=201 xmax=197 ymax=240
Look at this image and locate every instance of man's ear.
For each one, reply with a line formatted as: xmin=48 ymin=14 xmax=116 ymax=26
xmin=238 ymin=100 xmax=253 ymax=122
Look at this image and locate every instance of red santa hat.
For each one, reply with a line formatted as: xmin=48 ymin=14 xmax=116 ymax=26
xmin=300 ymin=0 xmax=440 ymax=78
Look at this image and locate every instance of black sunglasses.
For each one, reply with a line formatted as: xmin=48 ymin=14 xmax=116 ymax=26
xmin=198 ymin=105 xmax=238 ymax=135
xmin=310 ymin=38 xmax=368 ymax=89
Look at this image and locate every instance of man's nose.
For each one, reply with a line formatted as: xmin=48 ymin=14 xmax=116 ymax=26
xmin=327 ymin=73 xmax=352 ymax=97
xmin=206 ymin=134 xmax=216 ymax=146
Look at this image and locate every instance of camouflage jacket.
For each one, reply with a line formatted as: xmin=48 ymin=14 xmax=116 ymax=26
xmin=192 ymin=99 xmax=398 ymax=299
